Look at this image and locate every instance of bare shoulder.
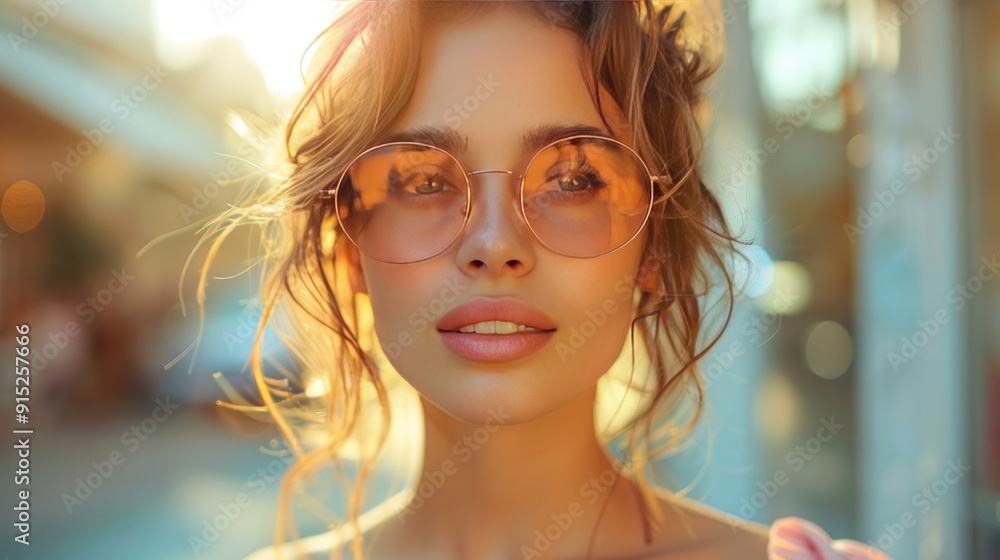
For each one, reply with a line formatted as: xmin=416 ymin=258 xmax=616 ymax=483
xmin=631 ymin=488 xmax=770 ymax=560
xmin=242 ymin=487 xmax=772 ymax=560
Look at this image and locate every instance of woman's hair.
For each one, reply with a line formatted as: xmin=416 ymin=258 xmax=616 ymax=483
xmin=195 ymin=1 xmax=737 ymax=558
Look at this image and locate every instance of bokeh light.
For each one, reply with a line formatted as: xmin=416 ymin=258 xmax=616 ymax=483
xmin=153 ymin=0 xmax=342 ymax=96
xmin=804 ymin=320 xmax=854 ymax=380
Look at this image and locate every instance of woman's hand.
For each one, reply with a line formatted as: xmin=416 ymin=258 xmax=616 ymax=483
xmin=767 ymin=517 xmax=894 ymax=560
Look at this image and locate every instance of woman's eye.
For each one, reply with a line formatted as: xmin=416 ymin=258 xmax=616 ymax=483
xmin=557 ymin=174 xmax=590 ymax=192
xmin=413 ymin=176 xmax=447 ymax=194
xmin=549 ymin=168 xmax=607 ymax=194
xmin=388 ymin=166 xmax=453 ymax=196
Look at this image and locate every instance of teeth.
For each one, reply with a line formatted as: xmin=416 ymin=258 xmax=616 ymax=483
xmin=456 ymin=321 xmax=541 ymax=334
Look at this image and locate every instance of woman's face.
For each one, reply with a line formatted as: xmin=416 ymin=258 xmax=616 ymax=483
xmin=352 ymin=6 xmax=652 ymax=425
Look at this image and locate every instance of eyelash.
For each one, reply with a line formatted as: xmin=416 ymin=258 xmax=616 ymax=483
xmin=388 ymin=167 xmax=455 ymax=199
xmin=544 ymin=160 xmax=608 ymax=197
xmin=385 ymin=147 xmax=611 ymax=202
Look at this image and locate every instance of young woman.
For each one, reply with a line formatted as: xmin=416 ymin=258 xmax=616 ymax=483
xmin=210 ymin=1 xmax=894 ymax=558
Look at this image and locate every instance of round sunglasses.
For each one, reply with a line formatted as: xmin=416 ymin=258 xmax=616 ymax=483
xmin=330 ymin=134 xmax=666 ymax=264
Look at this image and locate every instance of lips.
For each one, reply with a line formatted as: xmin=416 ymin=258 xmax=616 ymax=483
xmin=436 ymin=297 xmax=558 ymax=362
xmin=436 ymin=297 xmax=557 ymax=332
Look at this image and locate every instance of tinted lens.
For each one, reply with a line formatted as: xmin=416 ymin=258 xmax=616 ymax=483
xmin=521 ymin=137 xmax=651 ymax=257
xmin=336 ymin=143 xmax=469 ymax=263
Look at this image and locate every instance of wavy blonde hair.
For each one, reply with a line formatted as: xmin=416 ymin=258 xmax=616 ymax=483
xmin=193 ymin=1 xmax=737 ymax=558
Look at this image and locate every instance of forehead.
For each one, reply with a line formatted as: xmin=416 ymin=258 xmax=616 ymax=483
xmin=389 ymin=5 xmax=632 ymax=164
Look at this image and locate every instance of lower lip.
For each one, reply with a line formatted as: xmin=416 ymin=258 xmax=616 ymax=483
xmin=437 ymin=330 xmax=556 ymax=362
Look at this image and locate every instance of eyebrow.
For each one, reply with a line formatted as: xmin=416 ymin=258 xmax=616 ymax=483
xmin=380 ymin=123 xmax=614 ymax=155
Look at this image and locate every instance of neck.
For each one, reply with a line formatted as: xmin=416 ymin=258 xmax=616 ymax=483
xmin=393 ymin=386 xmax=648 ymax=560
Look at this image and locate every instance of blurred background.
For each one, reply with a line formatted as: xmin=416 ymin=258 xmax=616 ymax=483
xmin=0 ymin=0 xmax=996 ymax=559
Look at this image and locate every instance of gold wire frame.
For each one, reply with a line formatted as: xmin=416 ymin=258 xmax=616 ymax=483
xmin=331 ymin=134 xmax=667 ymax=264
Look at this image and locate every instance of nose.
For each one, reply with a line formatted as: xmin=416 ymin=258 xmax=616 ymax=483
xmin=454 ymin=171 xmax=537 ymax=279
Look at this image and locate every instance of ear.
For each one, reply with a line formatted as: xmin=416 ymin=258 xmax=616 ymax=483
xmin=635 ymin=253 xmax=662 ymax=295
xmin=343 ymin=242 xmax=369 ymax=296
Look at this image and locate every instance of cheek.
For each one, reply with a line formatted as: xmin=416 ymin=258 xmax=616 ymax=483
xmin=363 ymin=260 xmax=468 ymax=361
xmin=554 ymin=262 xmax=639 ymax=371
xmin=365 ymin=265 xmax=406 ymax=337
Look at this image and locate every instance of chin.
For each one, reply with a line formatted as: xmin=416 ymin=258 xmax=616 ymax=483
xmin=380 ymin=326 xmax=625 ymax=426
xmin=406 ymin=365 xmax=597 ymax=427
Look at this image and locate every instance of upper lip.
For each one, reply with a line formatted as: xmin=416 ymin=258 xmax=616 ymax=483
xmin=436 ymin=297 xmax=557 ymax=332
